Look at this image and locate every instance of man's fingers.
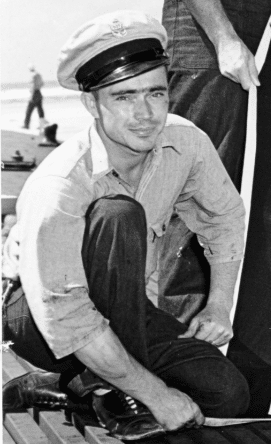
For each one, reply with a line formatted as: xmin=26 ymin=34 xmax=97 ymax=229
xmin=184 ymin=404 xmax=205 ymax=428
xmin=239 ymin=72 xmax=253 ymax=90
xmin=211 ymin=331 xmax=233 ymax=347
xmin=178 ymin=314 xmax=233 ymax=344
xmin=203 ymin=331 xmax=229 ymax=347
xmin=238 ymin=55 xmax=259 ymax=90
xmin=194 ymin=405 xmax=205 ymax=426
xmin=196 ymin=325 xmax=232 ymax=345
xmin=179 ymin=318 xmax=221 ymax=340
xmin=178 ymin=319 xmax=199 ymax=338
xmin=190 ymin=320 xmax=232 ymax=344
xmin=248 ymin=57 xmax=260 ymax=86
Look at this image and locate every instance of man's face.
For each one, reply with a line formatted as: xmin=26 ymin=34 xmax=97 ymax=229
xmin=92 ymin=66 xmax=169 ymax=155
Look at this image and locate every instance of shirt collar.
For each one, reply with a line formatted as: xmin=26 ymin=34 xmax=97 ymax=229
xmin=90 ymin=120 xmax=113 ymax=179
xmin=159 ymin=130 xmax=181 ymax=154
xmin=89 ymin=118 xmax=179 ymax=180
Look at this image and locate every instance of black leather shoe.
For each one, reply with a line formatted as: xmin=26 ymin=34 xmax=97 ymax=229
xmin=92 ymin=390 xmax=165 ymax=440
xmin=3 ymin=371 xmax=69 ymax=411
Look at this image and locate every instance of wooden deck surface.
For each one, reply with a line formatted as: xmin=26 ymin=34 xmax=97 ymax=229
xmin=3 ymin=349 xmax=271 ymax=444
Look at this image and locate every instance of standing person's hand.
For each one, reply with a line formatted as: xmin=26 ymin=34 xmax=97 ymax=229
xmin=216 ymin=37 xmax=260 ymax=90
xmin=182 ymin=0 xmax=260 ymax=90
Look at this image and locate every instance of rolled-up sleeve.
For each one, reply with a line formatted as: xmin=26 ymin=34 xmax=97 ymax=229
xmin=175 ymin=131 xmax=245 ymax=264
xmin=18 ymin=176 xmax=109 ymax=359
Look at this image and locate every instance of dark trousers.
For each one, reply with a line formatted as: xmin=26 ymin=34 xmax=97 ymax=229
xmin=161 ymin=1 xmax=271 ymax=416
xmin=3 ymin=195 xmax=249 ymax=417
xmin=24 ymin=90 xmax=44 ymax=128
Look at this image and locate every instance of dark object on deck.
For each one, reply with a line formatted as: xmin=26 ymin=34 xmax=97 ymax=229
xmin=12 ymin=150 xmax=24 ymax=162
xmin=38 ymin=123 xmax=60 ymax=147
xmin=2 ymin=150 xmax=36 ymax=171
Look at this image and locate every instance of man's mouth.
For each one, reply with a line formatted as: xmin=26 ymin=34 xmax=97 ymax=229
xmin=130 ymin=127 xmax=156 ymax=136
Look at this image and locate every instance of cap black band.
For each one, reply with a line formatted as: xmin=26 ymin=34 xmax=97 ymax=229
xmin=75 ymin=38 xmax=168 ymax=91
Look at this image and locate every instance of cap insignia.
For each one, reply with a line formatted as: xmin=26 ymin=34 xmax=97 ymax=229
xmin=110 ymin=19 xmax=127 ymax=38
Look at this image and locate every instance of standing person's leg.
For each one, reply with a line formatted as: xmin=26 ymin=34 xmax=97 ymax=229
xmin=227 ymin=45 xmax=271 ymax=417
xmin=23 ymin=101 xmax=35 ymax=128
xmin=37 ymin=101 xmax=45 ymax=119
xmin=166 ymin=70 xmax=248 ymax=189
xmin=35 ymin=91 xmax=45 ymax=119
xmin=227 ymin=341 xmax=271 ymax=417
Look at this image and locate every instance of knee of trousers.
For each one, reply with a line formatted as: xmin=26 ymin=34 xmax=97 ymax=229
xmin=206 ymin=358 xmax=250 ymax=418
xmin=86 ymin=195 xmax=147 ymax=230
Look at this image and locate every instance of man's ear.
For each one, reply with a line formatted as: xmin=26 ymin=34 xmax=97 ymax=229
xmin=81 ymin=92 xmax=99 ymax=118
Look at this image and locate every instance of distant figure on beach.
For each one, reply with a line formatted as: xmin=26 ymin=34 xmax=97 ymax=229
xmin=22 ymin=64 xmax=46 ymax=129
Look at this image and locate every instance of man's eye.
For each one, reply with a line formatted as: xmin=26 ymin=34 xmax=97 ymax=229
xmin=116 ymin=95 xmax=129 ymax=101
xmin=152 ymin=91 xmax=165 ymax=98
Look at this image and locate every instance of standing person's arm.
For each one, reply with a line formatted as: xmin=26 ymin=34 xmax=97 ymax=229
xmin=183 ymin=0 xmax=260 ymax=89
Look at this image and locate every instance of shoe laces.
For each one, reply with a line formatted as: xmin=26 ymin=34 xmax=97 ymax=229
xmin=35 ymin=395 xmax=68 ymax=408
xmin=116 ymin=391 xmax=143 ymax=415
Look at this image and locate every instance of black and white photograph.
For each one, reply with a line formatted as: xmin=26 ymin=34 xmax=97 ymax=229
xmin=2 ymin=1 xmax=271 ymax=443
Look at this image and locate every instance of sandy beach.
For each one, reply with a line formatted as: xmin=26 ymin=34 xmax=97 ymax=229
xmin=1 ymin=95 xmax=92 ymax=141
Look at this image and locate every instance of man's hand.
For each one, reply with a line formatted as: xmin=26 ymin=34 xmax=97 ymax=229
xmin=178 ymin=261 xmax=240 ymax=346
xmin=178 ymin=303 xmax=233 ymax=347
xmin=148 ymin=386 xmax=204 ymax=431
xmin=75 ymin=327 xmax=205 ymax=430
xmin=183 ymin=0 xmax=260 ymax=90
xmin=216 ymin=37 xmax=260 ymax=90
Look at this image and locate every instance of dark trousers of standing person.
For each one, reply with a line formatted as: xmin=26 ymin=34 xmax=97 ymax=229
xmin=2 ymin=195 xmax=250 ymax=418
xmin=227 ymin=45 xmax=271 ymax=418
xmin=24 ymin=90 xmax=45 ymax=128
xmin=160 ymin=0 xmax=271 ymax=416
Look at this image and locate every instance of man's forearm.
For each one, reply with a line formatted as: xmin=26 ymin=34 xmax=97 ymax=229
xmin=183 ymin=0 xmax=237 ymax=50
xmin=207 ymin=260 xmax=241 ymax=313
xmin=75 ymin=326 xmax=205 ymax=430
xmin=74 ymin=326 xmax=166 ymax=404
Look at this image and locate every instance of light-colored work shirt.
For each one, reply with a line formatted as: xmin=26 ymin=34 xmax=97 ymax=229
xmin=3 ymin=114 xmax=245 ymax=359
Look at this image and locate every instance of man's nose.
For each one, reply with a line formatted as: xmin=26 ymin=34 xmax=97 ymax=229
xmin=134 ymin=96 xmax=153 ymax=120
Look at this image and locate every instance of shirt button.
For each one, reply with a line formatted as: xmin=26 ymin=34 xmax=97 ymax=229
xmin=112 ymin=170 xmax=118 ymax=177
xmin=162 ymin=224 xmax=166 ymax=231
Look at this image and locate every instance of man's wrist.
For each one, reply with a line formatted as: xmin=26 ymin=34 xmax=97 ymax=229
xmin=211 ymin=25 xmax=241 ymax=53
xmin=205 ymin=298 xmax=232 ymax=315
